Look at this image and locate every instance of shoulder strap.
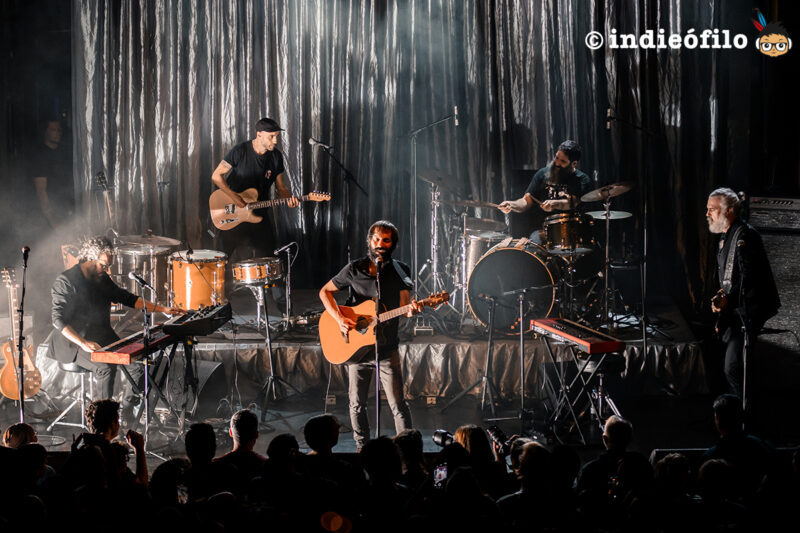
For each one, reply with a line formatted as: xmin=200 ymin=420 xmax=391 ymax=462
xmin=722 ymin=225 xmax=744 ymax=294
xmin=391 ymin=259 xmax=413 ymax=289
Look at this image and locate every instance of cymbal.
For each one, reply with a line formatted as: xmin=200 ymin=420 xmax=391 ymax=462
xmin=462 ymin=217 xmax=507 ymax=233
xmin=117 ymin=234 xmax=181 ymax=248
xmin=418 ymin=169 xmax=458 ymax=193
xmin=440 ymin=198 xmax=500 ymax=209
xmin=580 ymin=181 xmax=634 ymax=203
xmin=586 ymin=210 xmax=633 ymax=220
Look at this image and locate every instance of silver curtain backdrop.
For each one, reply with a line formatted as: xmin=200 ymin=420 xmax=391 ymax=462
xmin=71 ymin=0 xmax=754 ymax=310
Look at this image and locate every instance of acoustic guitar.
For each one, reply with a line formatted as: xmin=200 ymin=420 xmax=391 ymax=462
xmin=209 ymin=188 xmax=331 ymax=230
xmin=319 ymin=292 xmax=449 ymax=365
xmin=0 ymin=268 xmax=42 ymax=400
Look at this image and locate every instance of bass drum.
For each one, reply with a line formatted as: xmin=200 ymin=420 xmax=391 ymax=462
xmin=467 ymin=240 xmax=558 ymax=332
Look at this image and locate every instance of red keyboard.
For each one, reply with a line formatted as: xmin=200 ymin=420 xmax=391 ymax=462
xmin=532 ymin=318 xmax=625 ymax=354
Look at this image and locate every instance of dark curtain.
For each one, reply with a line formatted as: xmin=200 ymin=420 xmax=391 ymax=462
xmin=71 ymin=0 xmax=784 ymax=316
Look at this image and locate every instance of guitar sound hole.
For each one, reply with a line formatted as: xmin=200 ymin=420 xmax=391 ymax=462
xmin=355 ymin=316 xmax=371 ymax=333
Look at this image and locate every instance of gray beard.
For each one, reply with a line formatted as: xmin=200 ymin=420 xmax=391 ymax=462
xmin=707 ymin=218 xmax=728 ymax=234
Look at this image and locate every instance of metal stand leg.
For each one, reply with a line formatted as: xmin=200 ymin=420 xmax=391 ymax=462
xmin=258 ymin=285 xmax=302 ymax=423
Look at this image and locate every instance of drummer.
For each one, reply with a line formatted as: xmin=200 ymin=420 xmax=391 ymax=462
xmin=498 ymin=140 xmax=592 ymax=242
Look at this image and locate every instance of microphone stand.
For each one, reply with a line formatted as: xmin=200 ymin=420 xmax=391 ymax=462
xmin=316 ymin=144 xmax=366 ymax=264
xmin=735 ymin=240 xmax=751 ymax=420
xmin=130 ymin=277 xmax=156 ymax=455
xmin=16 ymin=248 xmax=30 ymax=422
xmin=373 ymin=258 xmax=382 ymax=438
xmin=408 ymin=110 xmax=457 ymax=334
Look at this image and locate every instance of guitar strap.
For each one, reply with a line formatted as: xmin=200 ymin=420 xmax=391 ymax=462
xmin=391 ymin=259 xmax=413 ymax=289
xmin=721 ymin=225 xmax=744 ymax=295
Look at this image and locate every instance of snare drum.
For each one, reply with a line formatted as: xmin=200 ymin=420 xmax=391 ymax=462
xmin=232 ymin=257 xmax=284 ymax=285
xmin=169 ymin=250 xmax=227 ymax=311
xmin=543 ymin=213 xmax=596 ymax=255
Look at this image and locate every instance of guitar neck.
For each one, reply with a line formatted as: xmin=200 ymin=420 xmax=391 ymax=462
xmin=378 ymin=304 xmax=414 ymax=323
xmin=248 ymin=195 xmax=313 ymax=210
xmin=5 ymin=282 xmax=18 ymax=346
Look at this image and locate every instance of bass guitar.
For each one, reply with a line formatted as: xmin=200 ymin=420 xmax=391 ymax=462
xmin=209 ymin=188 xmax=331 ymax=230
xmin=0 ymin=268 xmax=42 ymax=400
xmin=319 ymin=292 xmax=449 ymax=365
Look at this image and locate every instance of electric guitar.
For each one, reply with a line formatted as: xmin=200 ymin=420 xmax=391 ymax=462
xmin=319 ymin=292 xmax=449 ymax=364
xmin=0 ymin=268 xmax=42 ymax=400
xmin=209 ymin=188 xmax=331 ymax=230
xmin=711 ymin=289 xmax=729 ymax=335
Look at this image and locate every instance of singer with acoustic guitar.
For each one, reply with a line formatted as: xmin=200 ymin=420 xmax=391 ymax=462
xmin=318 ymin=220 xmax=421 ymax=451
xmin=46 ymin=236 xmax=181 ymax=424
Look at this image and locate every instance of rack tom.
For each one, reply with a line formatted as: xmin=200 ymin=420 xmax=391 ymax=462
xmin=169 ymin=250 xmax=227 ymax=311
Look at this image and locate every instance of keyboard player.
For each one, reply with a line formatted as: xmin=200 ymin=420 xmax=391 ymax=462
xmin=47 ymin=236 xmax=182 ymax=423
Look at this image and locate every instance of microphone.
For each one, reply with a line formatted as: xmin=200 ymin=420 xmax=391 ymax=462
xmin=454 ymin=106 xmax=459 ymax=127
xmin=22 ymin=246 xmax=30 ymax=267
xmin=185 ymin=241 xmax=194 ymax=258
xmin=128 ymin=271 xmax=153 ymax=289
xmin=308 ymin=138 xmax=333 ymax=151
xmin=273 ymin=242 xmax=296 ymax=255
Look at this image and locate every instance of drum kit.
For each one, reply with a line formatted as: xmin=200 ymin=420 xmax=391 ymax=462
xmin=417 ymin=171 xmax=637 ymax=334
xmin=64 ymin=230 xmax=289 ymax=326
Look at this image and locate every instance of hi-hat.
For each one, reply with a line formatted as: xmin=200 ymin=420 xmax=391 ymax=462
xmin=586 ymin=210 xmax=632 ymax=220
xmin=117 ymin=234 xmax=181 ymax=247
xmin=440 ymin=198 xmax=499 ymax=209
xmin=581 ymin=182 xmax=634 ymax=203
xmin=418 ymin=169 xmax=458 ymax=193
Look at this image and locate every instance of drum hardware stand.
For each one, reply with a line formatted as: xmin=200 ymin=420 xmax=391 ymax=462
xmin=254 ymin=283 xmax=302 ymax=424
xmin=409 ymin=110 xmax=458 ymax=336
xmin=441 ymin=296 xmax=503 ymax=418
xmin=157 ymin=179 xmax=171 ymax=234
xmin=274 ymin=242 xmax=298 ymax=332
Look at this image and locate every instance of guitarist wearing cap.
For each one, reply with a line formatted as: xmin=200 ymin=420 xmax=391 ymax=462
xmin=319 ymin=220 xmax=421 ymax=450
xmin=211 ymin=117 xmax=299 ymax=308
xmin=706 ymin=188 xmax=780 ymax=399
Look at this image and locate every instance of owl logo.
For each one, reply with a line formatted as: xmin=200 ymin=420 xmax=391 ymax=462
xmin=752 ymin=10 xmax=791 ymax=58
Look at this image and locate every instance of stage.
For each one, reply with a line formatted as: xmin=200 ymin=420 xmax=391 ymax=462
xmin=14 ymin=287 xmax=798 ymax=466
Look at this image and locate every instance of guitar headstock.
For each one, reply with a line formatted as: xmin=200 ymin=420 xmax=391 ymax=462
xmin=96 ymin=171 xmax=108 ymax=191
xmin=1 ymin=268 xmax=15 ymax=287
xmin=419 ymin=291 xmax=450 ymax=309
xmin=308 ymin=191 xmax=332 ymax=202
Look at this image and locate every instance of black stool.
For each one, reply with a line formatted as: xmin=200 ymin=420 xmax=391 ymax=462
xmin=47 ymin=362 xmax=93 ymax=432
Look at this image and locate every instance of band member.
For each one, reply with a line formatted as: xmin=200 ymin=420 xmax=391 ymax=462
xmin=211 ymin=117 xmax=298 ymax=308
xmin=318 ymin=221 xmax=420 ymax=450
xmin=706 ymin=188 xmax=780 ymax=397
xmin=29 ymin=117 xmax=74 ymax=231
xmin=47 ymin=237 xmax=181 ymax=420
xmin=498 ymin=140 xmax=592 ymax=239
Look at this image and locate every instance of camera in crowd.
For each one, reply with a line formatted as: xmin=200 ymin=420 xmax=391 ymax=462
xmin=432 ymin=429 xmax=454 ymax=447
xmin=486 ymin=425 xmax=513 ymax=456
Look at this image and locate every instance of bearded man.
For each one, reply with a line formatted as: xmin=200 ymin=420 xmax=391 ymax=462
xmin=706 ymin=188 xmax=780 ymax=397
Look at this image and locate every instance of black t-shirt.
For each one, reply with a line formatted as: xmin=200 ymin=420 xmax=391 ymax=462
xmin=28 ymin=142 xmax=74 ymax=214
xmin=524 ymin=167 xmax=592 ymax=205
xmin=223 ymin=140 xmax=286 ymax=206
xmin=523 ymin=166 xmax=591 ymax=231
xmin=330 ymin=257 xmax=413 ymax=355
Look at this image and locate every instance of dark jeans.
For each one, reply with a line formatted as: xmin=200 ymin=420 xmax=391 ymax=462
xmin=347 ymin=349 xmax=412 ymax=447
xmin=74 ymin=349 xmax=144 ymax=406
